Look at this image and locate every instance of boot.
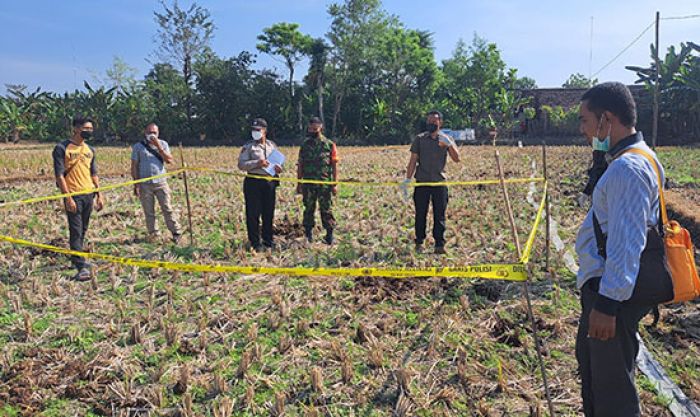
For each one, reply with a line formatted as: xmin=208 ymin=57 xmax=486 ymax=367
xmin=323 ymin=229 xmax=334 ymax=245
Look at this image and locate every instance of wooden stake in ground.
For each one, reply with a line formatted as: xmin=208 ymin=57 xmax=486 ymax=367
xmin=542 ymin=143 xmax=560 ymax=302
xmin=494 ymin=149 xmax=556 ymax=416
xmin=494 ymin=150 xmax=521 ymax=255
xmin=652 ymin=11 xmax=660 ymax=149
xmin=179 ymin=143 xmax=195 ymax=246
xmin=542 ymin=143 xmax=550 ymax=272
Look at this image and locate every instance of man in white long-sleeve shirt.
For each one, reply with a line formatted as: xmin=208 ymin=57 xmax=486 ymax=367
xmin=575 ymin=82 xmax=668 ymax=417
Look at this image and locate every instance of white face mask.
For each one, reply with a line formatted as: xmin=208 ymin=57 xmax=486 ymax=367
xmin=591 ymin=116 xmax=611 ymax=152
xmin=251 ymin=130 xmax=263 ymax=141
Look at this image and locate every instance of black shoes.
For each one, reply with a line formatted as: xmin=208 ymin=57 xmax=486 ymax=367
xmin=305 ymin=228 xmax=313 ymax=243
xmin=323 ymin=230 xmax=334 ymax=245
xmin=305 ymin=228 xmax=334 ymax=245
xmin=415 ymin=243 xmax=446 ymax=254
xmin=72 ymin=267 xmax=91 ymax=282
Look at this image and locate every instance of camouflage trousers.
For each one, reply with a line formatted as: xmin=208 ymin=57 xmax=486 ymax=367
xmin=302 ymin=184 xmax=335 ymax=231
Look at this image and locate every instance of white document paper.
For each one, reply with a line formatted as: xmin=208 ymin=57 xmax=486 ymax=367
xmin=264 ymin=149 xmax=285 ymax=176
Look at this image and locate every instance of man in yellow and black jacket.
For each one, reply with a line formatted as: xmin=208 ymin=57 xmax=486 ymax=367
xmin=52 ymin=116 xmax=104 ymax=281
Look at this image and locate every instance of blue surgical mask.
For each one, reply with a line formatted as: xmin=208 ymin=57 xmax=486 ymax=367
xmin=591 ymin=116 xmax=611 ymax=152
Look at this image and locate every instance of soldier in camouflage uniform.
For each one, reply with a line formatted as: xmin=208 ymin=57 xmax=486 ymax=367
xmin=297 ymin=117 xmax=339 ymax=244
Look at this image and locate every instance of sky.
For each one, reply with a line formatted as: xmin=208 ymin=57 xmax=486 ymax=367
xmin=1 ymin=0 xmax=698 ymax=94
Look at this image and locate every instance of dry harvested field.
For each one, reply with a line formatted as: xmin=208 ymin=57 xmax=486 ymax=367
xmin=0 ymin=143 xmax=698 ymax=417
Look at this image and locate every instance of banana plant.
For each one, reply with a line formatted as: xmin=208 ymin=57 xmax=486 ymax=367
xmin=492 ymin=88 xmax=531 ymax=140
xmin=76 ymin=81 xmax=117 ymax=141
xmin=626 ymin=41 xmax=700 ymax=139
xmin=625 ymin=42 xmax=694 ymax=90
xmin=676 ymin=42 xmax=700 ymax=92
xmin=0 ymin=98 xmax=27 ymax=143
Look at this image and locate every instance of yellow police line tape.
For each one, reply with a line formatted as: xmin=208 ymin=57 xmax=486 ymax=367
xmin=0 ymin=169 xmax=186 ymax=209
xmin=190 ymin=167 xmax=545 ymax=188
xmin=0 ymin=166 xmax=545 ymax=209
xmin=0 ymin=234 xmax=528 ymax=281
xmin=520 ymin=181 xmax=547 ymax=264
xmin=0 ymin=171 xmax=546 ymax=280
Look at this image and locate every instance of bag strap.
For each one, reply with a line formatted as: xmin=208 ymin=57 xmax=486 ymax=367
xmin=592 ymin=212 xmax=607 ymax=259
xmin=591 ymin=146 xmax=665 ymax=260
xmin=142 ymin=140 xmax=164 ymax=164
xmin=618 ymin=148 xmax=668 ymax=226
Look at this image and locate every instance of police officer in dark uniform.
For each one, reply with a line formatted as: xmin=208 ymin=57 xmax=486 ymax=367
xmin=237 ymin=118 xmax=283 ymax=251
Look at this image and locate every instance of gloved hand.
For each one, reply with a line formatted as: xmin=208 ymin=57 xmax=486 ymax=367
xmin=400 ymin=179 xmax=411 ymax=201
xmin=577 ymin=193 xmax=591 ymax=209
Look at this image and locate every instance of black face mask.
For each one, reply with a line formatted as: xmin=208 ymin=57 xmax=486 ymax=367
xmin=427 ymin=123 xmax=439 ymax=133
xmin=307 ymin=131 xmax=320 ymax=138
xmin=80 ymin=131 xmax=93 ymax=140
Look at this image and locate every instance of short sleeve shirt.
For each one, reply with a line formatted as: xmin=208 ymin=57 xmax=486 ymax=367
xmin=52 ymin=139 xmax=97 ymax=193
xmin=410 ymin=132 xmax=448 ymax=183
xmin=238 ymin=140 xmax=279 ymax=176
xmin=131 ymin=140 xmax=170 ymax=184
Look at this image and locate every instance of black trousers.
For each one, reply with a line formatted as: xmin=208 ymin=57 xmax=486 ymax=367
xmin=575 ymin=278 xmax=652 ymax=417
xmin=413 ymin=185 xmax=448 ymax=247
xmin=243 ymin=177 xmax=277 ymax=247
xmin=66 ymin=194 xmax=94 ymax=270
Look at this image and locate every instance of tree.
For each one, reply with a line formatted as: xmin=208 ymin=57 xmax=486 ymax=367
xmin=366 ymin=27 xmax=437 ymax=140
xmin=105 ymin=56 xmax=138 ymax=93
xmin=326 ymin=0 xmax=396 ymax=136
xmin=0 ymin=97 xmax=25 ymax=143
xmin=154 ymin=0 xmax=214 ymax=124
xmin=194 ymin=51 xmax=258 ymax=141
xmin=257 ymin=23 xmax=313 ymax=132
xmin=249 ymin=70 xmax=292 ymax=141
xmin=493 ymin=87 xmax=531 ymax=140
xmin=0 ymin=85 xmax=59 ymax=143
xmin=541 ymin=104 xmax=580 ymax=136
xmin=440 ymin=35 xmax=515 ymax=134
xmin=514 ymin=76 xmax=538 ymax=90
xmin=144 ymin=63 xmax=190 ymax=139
xmin=562 ymin=73 xmax=597 ymax=89
xmin=627 ymin=42 xmax=700 ymax=140
xmin=76 ymin=82 xmax=117 ymax=141
xmin=305 ymin=38 xmax=329 ymax=124
xmin=257 ymin=23 xmax=313 ymax=107
xmin=110 ymin=84 xmax=157 ymax=142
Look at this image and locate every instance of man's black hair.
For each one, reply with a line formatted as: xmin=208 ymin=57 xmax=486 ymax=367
xmin=72 ymin=116 xmax=95 ymax=128
xmin=308 ymin=116 xmax=323 ymax=125
xmin=427 ymin=110 xmax=443 ymax=120
xmin=581 ymin=82 xmax=637 ymax=128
